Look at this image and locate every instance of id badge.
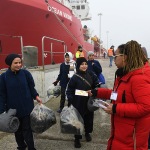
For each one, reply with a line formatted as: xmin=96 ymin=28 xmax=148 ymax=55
xmin=110 ymin=91 xmax=118 ymax=101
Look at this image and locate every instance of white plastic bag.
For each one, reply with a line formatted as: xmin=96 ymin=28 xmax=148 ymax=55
xmin=93 ymin=99 xmax=109 ymax=109
xmin=60 ymin=105 xmax=84 ymax=135
xmin=88 ymin=97 xmax=109 ymax=112
xmin=47 ymin=85 xmax=61 ymax=98
xmin=30 ymin=104 xmax=56 ymax=133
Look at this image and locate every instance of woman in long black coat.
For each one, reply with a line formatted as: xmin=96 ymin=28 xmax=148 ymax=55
xmin=0 ymin=54 xmax=42 ymax=150
xmin=66 ymin=57 xmax=99 ymax=148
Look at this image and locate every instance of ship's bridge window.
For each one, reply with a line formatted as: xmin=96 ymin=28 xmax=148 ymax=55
xmin=81 ymin=5 xmax=85 ymax=9
xmin=76 ymin=5 xmax=80 ymax=10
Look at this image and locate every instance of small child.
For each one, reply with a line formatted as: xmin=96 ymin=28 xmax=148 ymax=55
xmin=53 ymin=52 xmax=76 ymax=113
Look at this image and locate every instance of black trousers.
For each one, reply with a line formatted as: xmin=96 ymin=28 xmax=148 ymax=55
xmin=15 ymin=115 xmax=36 ymax=150
xmin=84 ymin=112 xmax=94 ymax=133
xmin=75 ymin=112 xmax=94 ymax=139
xmin=60 ymin=87 xmax=66 ymax=109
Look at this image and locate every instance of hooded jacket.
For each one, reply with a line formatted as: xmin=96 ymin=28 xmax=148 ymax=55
xmin=96 ymin=62 xmax=150 ymax=150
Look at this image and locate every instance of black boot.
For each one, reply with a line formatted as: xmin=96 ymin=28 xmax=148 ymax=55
xmin=85 ymin=133 xmax=92 ymax=142
xmin=74 ymin=139 xmax=81 ymax=148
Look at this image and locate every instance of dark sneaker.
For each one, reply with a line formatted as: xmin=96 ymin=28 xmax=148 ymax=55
xmin=17 ymin=145 xmax=27 ymax=150
xmin=74 ymin=139 xmax=81 ymax=148
xmin=85 ymin=133 xmax=92 ymax=142
xmin=57 ymin=108 xmax=62 ymax=113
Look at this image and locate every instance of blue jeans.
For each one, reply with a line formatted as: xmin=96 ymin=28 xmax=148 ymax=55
xmin=109 ymin=56 xmax=113 ymax=67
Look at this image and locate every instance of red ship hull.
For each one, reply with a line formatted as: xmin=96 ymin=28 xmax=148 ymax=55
xmin=0 ymin=0 xmax=93 ymax=69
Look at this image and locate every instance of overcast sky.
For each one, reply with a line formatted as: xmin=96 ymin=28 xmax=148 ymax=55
xmin=82 ymin=0 xmax=150 ymax=56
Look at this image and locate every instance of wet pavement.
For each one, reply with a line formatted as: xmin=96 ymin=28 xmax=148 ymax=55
xmin=0 ymin=58 xmax=116 ymax=150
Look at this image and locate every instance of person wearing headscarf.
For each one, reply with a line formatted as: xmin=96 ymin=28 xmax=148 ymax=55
xmin=66 ymin=57 xmax=99 ymax=148
xmin=53 ymin=52 xmax=76 ymax=113
xmin=88 ymin=41 xmax=150 ymax=150
xmin=0 ymin=53 xmax=42 ymax=150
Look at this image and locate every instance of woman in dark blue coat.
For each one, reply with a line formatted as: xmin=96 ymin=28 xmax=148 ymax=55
xmin=66 ymin=57 xmax=99 ymax=148
xmin=0 ymin=54 xmax=42 ymax=150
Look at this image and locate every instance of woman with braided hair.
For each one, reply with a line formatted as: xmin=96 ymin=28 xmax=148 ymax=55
xmin=88 ymin=40 xmax=150 ymax=150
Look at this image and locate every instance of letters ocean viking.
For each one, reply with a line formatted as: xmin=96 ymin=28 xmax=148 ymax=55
xmin=47 ymin=5 xmax=72 ymax=21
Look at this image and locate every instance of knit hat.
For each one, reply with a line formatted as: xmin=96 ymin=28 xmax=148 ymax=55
xmin=76 ymin=57 xmax=87 ymax=70
xmin=78 ymin=45 xmax=82 ymax=49
xmin=5 ymin=54 xmax=21 ymax=66
xmin=87 ymin=51 xmax=94 ymax=57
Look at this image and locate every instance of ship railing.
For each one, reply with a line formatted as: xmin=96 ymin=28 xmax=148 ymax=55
xmin=0 ymin=34 xmax=23 ymax=57
xmin=42 ymin=36 xmax=67 ymax=70
xmin=0 ymin=34 xmax=24 ymax=70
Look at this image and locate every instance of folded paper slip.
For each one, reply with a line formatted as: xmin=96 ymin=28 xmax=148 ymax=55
xmin=75 ymin=89 xmax=88 ymax=96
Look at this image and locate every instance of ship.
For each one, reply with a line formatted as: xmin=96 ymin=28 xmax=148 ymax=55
xmin=0 ymin=0 xmax=94 ymax=69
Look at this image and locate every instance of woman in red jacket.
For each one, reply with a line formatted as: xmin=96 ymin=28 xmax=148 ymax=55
xmin=88 ymin=40 xmax=150 ymax=150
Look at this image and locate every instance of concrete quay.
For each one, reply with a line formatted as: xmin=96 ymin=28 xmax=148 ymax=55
xmin=0 ymin=58 xmax=116 ymax=150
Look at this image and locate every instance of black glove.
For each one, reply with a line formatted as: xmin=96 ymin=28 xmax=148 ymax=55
xmin=91 ymin=89 xmax=98 ymax=97
xmin=53 ymin=80 xmax=59 ymax=86
xmin=96 ymin=83 xmax=101 ymax=88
